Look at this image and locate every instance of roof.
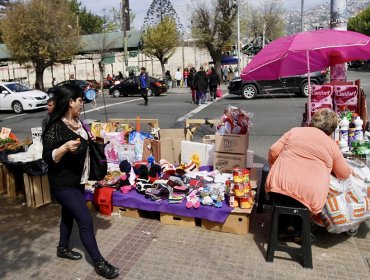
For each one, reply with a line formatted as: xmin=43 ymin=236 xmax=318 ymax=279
xmin=0 ymin=30 xmax=143 ymax=61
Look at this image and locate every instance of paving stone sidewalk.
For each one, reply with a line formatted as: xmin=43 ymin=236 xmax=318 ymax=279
xmin=0 ymin=194 xmax=369 ymax=280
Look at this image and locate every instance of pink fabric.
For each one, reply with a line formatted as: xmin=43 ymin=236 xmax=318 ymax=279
xmin=266 ymin=127 xmax=351 ymax=214
xmin=241 ymin=30 xmax=370 ymax=81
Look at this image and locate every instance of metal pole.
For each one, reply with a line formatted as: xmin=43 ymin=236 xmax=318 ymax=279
xmin=237 ymin=0 xmax=241 ymax=76
xmin=301 ymin=0 xmax=304 ymax=32
xmin=330 ymin=0 xmax=348 ymax=82
xmin=122 ymin=0 xmax=128 ymax=77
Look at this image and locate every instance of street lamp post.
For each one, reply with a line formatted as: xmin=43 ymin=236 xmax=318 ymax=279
xmin=122 ymin=0 xmax=129 ymax=77
xmin=236 ymin=0 xmax=241 ymax=76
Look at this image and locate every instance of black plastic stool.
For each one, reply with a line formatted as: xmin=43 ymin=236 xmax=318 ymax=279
xmin=265 ymin=199 xmax=313 ymax=269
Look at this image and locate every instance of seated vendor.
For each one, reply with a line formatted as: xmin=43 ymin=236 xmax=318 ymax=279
xmin=266 ymin=108 xmax=352 ymax=225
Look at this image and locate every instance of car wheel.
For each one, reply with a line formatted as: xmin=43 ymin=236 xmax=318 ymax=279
xmin=242 ymin=84 xmax=258 ymax=100
xmin=300 ymin=81 xmax=317 ymax=97
xmin=12 ymin=101 xmax=24 ymax=114
xmin=112 ymin=89 xmax=120 ymax=98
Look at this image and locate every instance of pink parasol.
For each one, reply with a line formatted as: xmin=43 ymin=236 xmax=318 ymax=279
xmin=241 ymin=29 xmax=370 ymax=121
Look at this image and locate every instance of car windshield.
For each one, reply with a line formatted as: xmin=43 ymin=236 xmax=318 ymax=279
xmin=6 ymin=83 xmax=32 ymax=92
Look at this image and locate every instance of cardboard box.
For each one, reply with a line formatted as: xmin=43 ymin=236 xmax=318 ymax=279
xmin=160 ymin=212 xmax=196 ymax=228
xmin=160 ymin=129 xmax=185 ymax=164
xmin=112 ymin=206 xmax=140 ymax=219
xmin=201 ymin=212 xmax=250 ymax=235
xmin=0 ymin=162 xmax=6 ymax=194
xmin=203 ymin=134 xmax=216 ymax=144
xmin=215 ymin=133 xmax=249 ymax=155
xmin=23 ymin=174 xmax=51 ymax=208
xmin=213 ymin=152 xmax=247 ymax=173
xmin=181 ymin=141 xmax=215 ymax=166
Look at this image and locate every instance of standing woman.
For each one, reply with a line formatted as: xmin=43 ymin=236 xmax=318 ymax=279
xmin=208 ymin=67 xmax=220 ymax=101
xmin=187 ymin=67 xmax=196 ymax=103
xmin=42 ymin=85 xmax=119 ymax=279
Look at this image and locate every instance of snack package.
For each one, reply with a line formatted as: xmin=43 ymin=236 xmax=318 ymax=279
xmin=334 ymin=85 xmax=358 ymax=115
xmin=310 ymin=85 xmax=333 ymax=116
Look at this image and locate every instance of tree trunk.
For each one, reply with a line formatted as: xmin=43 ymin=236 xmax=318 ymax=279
xmin=35 ymin=64 xmax=46 ymax=91
xmin=160 ymin=61 xmax=165 ymax=80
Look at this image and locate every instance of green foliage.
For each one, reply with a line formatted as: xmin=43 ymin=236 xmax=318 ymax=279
xmin=143 ymin=0 xmax=183 ymax=31
xmin=191 ymin=0 xmax=237 ymax=72
xmin=348 ymin=4 xmax=370 ymax=36
xmin=0 ymin=0 xmax=80 ymax=88
xmin=142 ymin=16 xmax=179 ymax=77
xmin=67 ymin=0 xmax=104 ymax=34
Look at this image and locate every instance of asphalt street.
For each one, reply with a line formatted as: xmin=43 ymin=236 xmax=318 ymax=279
xmin=1 ymin=70 xmax=370 ymax=164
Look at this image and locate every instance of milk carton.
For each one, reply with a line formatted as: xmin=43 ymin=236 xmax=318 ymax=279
xmin=310 ymin=85 xmax=333 ymax=116
xmin=334 ymin=85 xmax=358 ymax=115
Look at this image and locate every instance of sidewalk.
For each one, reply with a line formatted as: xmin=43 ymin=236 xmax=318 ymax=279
xmin=0 ymin=194 xmax=369 ymax=280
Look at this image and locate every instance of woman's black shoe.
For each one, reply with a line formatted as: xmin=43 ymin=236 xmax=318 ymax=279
xmin=57 ymin=246 xmax=82 ymax=260
xmin=94 ymin=258 xmax=119 ymax=279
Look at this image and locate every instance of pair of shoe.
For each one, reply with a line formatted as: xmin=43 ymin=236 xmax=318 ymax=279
xmin=57 ymin=246 xmax=82 ymax=260
xmin=94 ymin=258 xmax=119 ymax=279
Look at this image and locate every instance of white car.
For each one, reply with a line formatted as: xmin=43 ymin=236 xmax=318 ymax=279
xmin=0 ymin=82 xmax=49 ymax=114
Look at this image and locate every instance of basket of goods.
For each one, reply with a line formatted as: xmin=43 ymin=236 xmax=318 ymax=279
xmin=0 ymin=133 xmax=19 ymax=151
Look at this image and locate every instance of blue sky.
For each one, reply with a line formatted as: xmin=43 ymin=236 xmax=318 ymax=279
xmin=79 ymin=0 xmax=328 ymax=29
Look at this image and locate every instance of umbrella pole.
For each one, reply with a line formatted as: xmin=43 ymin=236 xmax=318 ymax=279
xmin=307 ymin=50 xmax=311 ymax=124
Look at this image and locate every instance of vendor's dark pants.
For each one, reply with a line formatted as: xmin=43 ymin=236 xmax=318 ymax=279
xmin=209 ymin=85 xmax=217 ymax=100
xmin=140 ymin=88 xmax=148 ymax=104
xmin=52 ymin=185 xmax=102 ymax=263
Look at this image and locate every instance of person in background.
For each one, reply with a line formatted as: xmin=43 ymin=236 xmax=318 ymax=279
xmin=194 ymin=66 xmax=208 ymax=105
xmin=42 ymin=84 xmax=119 ymax=279
xmin=129 ymin=70 xmax=135 ymax=78
xmin=137 ymin=67 xmax=149 ymax=105
xmin=42 ymin=97 xmax=55 ymax=131
xmin=183 ymin=68 xmax=189 ymax=87
xmin=175 ymin=68 xmax=182 ymax=87
xmin=106 ymin=74 xmax=113 ymax=86
xmin=164 ymin=70 xmax=172 ymax=89
xmin=222 ymin=65 xmax=229 ymax=84
xmin=118 ymin=71 xmax=124 ymax=80
xmin=208 ymin=67 xmax=220 ymax=102
xmin=266 ymin=108 xmax=352 ymax=234
xmin=52 ymin=77 xmax=58 ymax=87
xmin=187 ymin=67 xmax=196 ymax=104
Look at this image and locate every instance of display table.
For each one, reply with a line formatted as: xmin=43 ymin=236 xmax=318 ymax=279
xmin=85 ymin=189 xmax=233 ymax=223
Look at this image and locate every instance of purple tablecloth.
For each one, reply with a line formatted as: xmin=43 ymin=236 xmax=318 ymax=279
xmin=85 ymin=189 xmax=233 ymax=223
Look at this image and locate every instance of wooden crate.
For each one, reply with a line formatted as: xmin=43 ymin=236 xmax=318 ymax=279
xmin=23 ymin=174 xmax=51 ymax=208
xmin=112 ymin=206 xmax=140 ymax=219
xmin=160 ymin=212 xmax=196 ymax=228
xmin=201 ymin=208 xmax=252 ymax=235
xmin=4 ymin=165 xmax=16 ymax=198
xmin=0 ymin=162 xmax=6 ymax=194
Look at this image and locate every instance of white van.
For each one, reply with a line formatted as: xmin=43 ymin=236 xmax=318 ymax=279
xmin=0 ymin=82 xmax=49 ymax=114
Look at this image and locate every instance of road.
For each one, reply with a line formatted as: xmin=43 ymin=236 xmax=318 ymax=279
xmin=1 ymin=70 xmax=370 ymax=164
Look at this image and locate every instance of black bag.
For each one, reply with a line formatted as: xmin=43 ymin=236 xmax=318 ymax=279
xmin=88 ymin=141 xmax=107 ymax=181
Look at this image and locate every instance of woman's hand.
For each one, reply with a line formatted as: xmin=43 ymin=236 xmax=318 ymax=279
xmin=63 ymin=139 xmax=81 ymax=153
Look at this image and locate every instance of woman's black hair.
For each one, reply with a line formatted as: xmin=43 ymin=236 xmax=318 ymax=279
xmin=42 ymin=84 xmax=84 ymax=139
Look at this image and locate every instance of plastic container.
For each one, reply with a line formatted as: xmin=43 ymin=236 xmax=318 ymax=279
xmin=339 ymin=138 xmax=349 ymax=153
xmin=354 ymin=116 xmax=364 ymax=141
xmin=339 ymin=117 xmax=349 ymax=143
xmin=348 ymin=122 xmax=356 ymax=147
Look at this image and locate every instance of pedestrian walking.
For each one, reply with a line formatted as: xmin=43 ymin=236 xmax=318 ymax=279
xmin=188 ymin=67 xmax=196 ymax=103
xmin=42 ymin=97 xmax=55 ymax=132
xmin=208 ymin=67 xmax=220 ymax=101
xmin=194 ymin=66 xmax=208 ymax=105
xmin=175 ymin=68 xmax=182 ymax=87
xmin=42 ymin=84 xmax=119 ymax=279
xmin=183 ymin=68 xmax=189 ymax=87
xmin=137 ymin=67 xmax=149 ymax=105
xmin=52 ymin=77 xmax=58 ymax=87
xmin=222 ymin=65 xmax=228 ymax=84
xmin=164 ymin=70 xmax=172 ymax=89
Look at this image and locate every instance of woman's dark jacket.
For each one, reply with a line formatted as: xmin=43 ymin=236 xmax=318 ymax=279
xmin=42 ymin=120 xmax=88 ymax=190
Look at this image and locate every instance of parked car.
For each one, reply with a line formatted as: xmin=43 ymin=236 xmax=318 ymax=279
xmin=228 ymin=70 xmax=327 ymax=100
xmin=0 ymin=82 xmax=49 ymax=114
xmin=109 ymin=76 xmax=167 ymax=97
xmin=47 ymin=79 xmax=97 ymax=97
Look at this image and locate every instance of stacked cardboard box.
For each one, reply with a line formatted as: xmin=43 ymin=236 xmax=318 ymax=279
xmin=213 ymin=133 xmax=250 ymax=173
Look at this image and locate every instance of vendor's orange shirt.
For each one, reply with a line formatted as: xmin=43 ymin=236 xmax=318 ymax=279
xmin=266 ymin=127 xmax=351 ymax=214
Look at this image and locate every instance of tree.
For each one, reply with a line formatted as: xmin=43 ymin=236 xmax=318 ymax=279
xmin=191 ymin=0 xmax=237 ymax=76
xmin=0 ymin=0 xmax=80 ymax=90
xmin=105 ymin=7 xmax=136 ymax=32
xmin=348 ymin=4 xmax=370 ymax=36
xmin=142 ymin=16 xmax=179 ymax=78
xmin=143 ymin=0 xmax=183 ymax=31
xmin=68 ymin=0 xmax=104 ymax=35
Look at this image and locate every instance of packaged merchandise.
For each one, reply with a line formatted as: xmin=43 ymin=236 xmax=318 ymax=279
xmin=310 ymin=84 xmax=333 ymax=116
xmin=334 ymin=85 xmax=358 ymax=115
